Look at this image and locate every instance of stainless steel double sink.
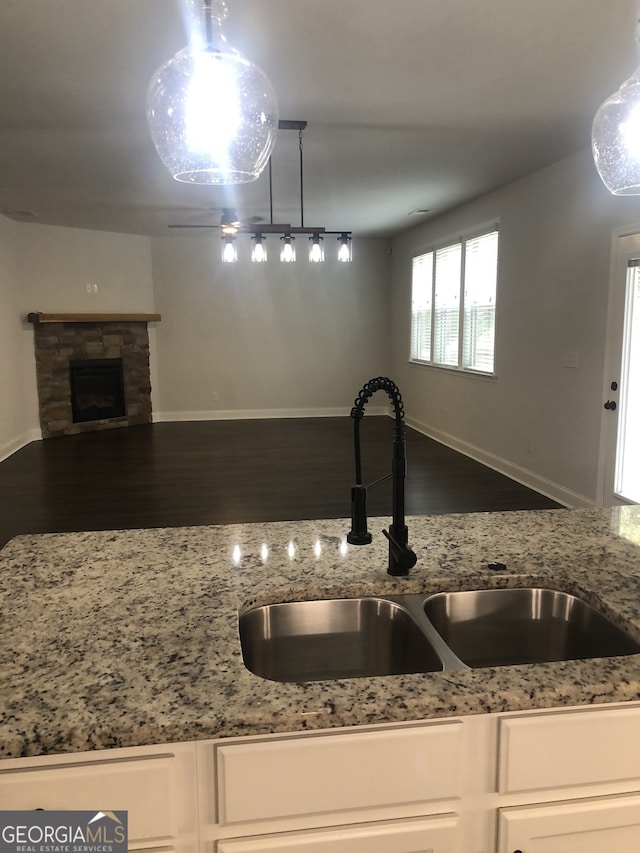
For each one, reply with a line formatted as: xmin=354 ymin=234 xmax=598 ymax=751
xmin=239 ymin=588 xmax=640 ymax=682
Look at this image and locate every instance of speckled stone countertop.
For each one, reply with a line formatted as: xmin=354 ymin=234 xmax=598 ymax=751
xmin=1 ymin=506 xmax=640 ymax=758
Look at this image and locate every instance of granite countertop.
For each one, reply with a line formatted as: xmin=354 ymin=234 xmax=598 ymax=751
xmin=1 ymin=506 xmax=640 ymax=759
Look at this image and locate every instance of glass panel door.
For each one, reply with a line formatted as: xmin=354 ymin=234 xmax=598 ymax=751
xmin=615 ymin=264 xmax=640 ymax=502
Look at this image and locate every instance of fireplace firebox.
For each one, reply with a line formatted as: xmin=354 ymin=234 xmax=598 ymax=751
xmin=69 ymin=358 xmax=126 ymax=423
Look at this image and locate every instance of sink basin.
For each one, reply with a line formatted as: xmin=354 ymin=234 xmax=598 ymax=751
xmin=423 ymin=587 xmax=640 ymax=668
xmin=240 ymin=588 xmax=640 ymax=682
xmin=239 ymin=597 xmax=444 ymax=682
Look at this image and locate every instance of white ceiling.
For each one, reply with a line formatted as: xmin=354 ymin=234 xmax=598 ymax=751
xmin=0 ymin=0 xmax=638 ymax=238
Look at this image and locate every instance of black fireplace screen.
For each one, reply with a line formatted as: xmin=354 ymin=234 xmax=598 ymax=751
xmin=69 ymin=358 xmax=126 ymax=423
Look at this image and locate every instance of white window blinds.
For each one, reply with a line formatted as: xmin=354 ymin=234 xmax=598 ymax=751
xmin=463 ymin=230 xmax=498 ymax=373
xmin=410 ymin=251 xmax=433 ymax=363
xmin=410 ymin=227 xmax=498 ymax=374
xmin=433 ymin=243 xmax=462 ymax=367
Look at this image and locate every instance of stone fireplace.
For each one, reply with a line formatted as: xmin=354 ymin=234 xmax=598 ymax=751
xmin=28 ymin=313 xmax=161 ymax=438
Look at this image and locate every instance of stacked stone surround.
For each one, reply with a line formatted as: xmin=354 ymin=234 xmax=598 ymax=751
xmin=32 ymin=321 xmax=153 ymax=438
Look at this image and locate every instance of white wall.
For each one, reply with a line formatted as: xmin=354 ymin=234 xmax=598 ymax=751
xmin=0 ymin=218 xmax=391 ymax=460
xmin=0 ymin=220 xmax=155 ymax=458
xmin=0 ymin=215 xmax=37 ymax=459
xmin=151 ymin=235 xmax=392 ymax=418
xmin=390 ymin=147 xmax=640 ymax=506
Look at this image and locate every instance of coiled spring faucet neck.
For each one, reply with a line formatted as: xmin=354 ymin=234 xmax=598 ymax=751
xmin=351 ymin=376 xmax=405 ymax=421
xmin=347 ymin=377 xmax=417 ymax=576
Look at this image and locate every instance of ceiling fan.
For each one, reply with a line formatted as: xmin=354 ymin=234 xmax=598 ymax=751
xmin=168 ymin=208 xmax=265 ymax=235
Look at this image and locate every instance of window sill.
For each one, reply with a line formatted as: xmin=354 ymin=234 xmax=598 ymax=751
xmin=408 ymin=359 xmax=497 ymax=381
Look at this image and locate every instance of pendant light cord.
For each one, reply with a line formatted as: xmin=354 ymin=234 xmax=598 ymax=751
xmin=204 ymin=0 xmax=213 ymax=50
xmin=269 ymin=157 xmax=274 ymax=225
xmin=299 ymin=128 xmax=304 ymax=228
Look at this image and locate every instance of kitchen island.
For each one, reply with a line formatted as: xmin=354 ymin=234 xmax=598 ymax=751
xmin=1 ymin=506 xmax=640 ymax=759
xmin=2 ymin=507 xmax=640 ymax=851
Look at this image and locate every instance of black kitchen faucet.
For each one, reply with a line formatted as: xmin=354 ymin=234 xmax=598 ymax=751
xmin=347 ymin=376 xmax=417 ymax=576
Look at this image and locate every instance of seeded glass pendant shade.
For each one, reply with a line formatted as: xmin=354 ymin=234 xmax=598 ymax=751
xmin=147 ymin=0 xmax=279 ymax=184
xmin=592 ymin=22 xmax=640 ymax=194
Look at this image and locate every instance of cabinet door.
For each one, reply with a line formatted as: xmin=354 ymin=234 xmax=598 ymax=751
xmin=498 ymin=707 xmax=640 ymax=793
xmin=0 ymin=745 xmax=198 ymax=852
xmin=498 ymin=793 xmax=640 ymax=852
xmin=217 ymin=814 xmax=459 ymax=852
xmin=214 ymin=723 xmax=462 ymax=825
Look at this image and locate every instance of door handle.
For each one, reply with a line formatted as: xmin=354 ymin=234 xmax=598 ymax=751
xmin=604 ymin=400 xmax=617 ymax=411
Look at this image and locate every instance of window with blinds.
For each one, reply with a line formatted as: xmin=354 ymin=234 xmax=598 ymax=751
xmin=410 ymin=227 xmax=498 ymax=374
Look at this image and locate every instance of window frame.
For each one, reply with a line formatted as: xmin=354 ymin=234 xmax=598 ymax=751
xmin=409 ymin=222 xmax=499 ymax=377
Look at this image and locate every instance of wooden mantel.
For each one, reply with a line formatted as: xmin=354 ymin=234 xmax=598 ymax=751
xmin=27 ymin=313 xmax=161 ymax=324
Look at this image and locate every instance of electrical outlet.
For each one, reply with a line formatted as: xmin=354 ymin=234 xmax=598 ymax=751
xmin=85 ymin=283 xmax=98 ymax=294
xmin=212 ymin=391 xmax=220 ymax=401
xmin=527 ymin=438 xmax=535 ymax=455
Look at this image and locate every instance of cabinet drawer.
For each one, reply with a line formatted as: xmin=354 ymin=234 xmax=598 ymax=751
xmin=215 ymin=723 xmax=462 ymax=825
xmin=217 ymin=814 xmax=459 ymax=852
xmin=497 ymin=793 xmax=640 ymax=853
xmin=0 ymin=753 xmax=176 ymax=844
xmin=498 ymin=707 xmax=640 ymax=794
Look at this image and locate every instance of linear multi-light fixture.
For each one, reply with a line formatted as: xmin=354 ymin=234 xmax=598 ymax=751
xmin=221 ymin=121 xmax=353 ymax=263
xmin=221 ymin=228 xmax=352 ymax=264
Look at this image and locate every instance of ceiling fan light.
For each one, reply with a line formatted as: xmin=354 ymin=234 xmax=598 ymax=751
xmin=280 ymin=235 xmax=296 ymax=263
xmin=220 ymin=208 xmax=241 ymax=235
xmin=337 ymin=232 xmax=352 ymax=262
xmin=592 ymin=21 xmax=640 ymax=194
xmin=147 ymin=0 xmax=279 ymax=185
xmin=222 ymin=235 xmax=238 ymax=263
xmin=309 ymin=234 xmax=324 ymax=263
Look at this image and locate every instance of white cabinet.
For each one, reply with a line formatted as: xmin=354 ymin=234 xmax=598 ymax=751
xmin=2 ymin=702 xmax=640 ymax=852
xmin=214 ymin=722 xmax=462 ymax=825
xmin=199 ymin=720 xmax=467 ymax=851
xmin=498 ymin=793 xmax=640 ymax=852
xmin=496 ymin=706 xmax=640 ymax=853
xmin=0 ymin=742 xmax=198 ymax=852
xmin=217 ymin=815 xmax=459 ymax=852
xmin=498 ymin=706 xmax=640 ymax=793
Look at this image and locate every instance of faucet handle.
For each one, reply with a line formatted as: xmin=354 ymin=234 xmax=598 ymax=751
xmin=382 ymin=528 xmax=417 ymax=576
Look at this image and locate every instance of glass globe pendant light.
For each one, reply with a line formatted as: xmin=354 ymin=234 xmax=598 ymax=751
xmin=592 ymin=19 xmax=640 ymax=194
xmin=146 ymin=0 xmax=279 ymax=184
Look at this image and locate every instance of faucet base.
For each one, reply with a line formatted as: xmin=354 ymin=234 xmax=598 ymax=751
xmin=347 ymin=530 xmax=373 ymax=546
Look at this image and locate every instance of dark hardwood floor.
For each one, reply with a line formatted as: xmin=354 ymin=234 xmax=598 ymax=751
xmin=0 ymin=418 xmax=562 ymax=548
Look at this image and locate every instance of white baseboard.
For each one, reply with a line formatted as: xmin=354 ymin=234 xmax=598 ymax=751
xmin=0 ymin=428 xmax=42 ymax=463
xmin=404 ymin=415 xmax=594 ymax=509
xmin=154 ymin=406 xmax=390 ymax=422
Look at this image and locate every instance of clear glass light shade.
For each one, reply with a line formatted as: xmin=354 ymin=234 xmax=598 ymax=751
xmin=592 ymin=24 xmax=640 ymax=195
xmin=280 ymin=236 xmax=296 ymax=262
xmin=147 ymin=0 xmax=279 ymax=184
xmin=338 ymin=233 xmax=352 ymax=262
xmin=251 ymin=236 xmax=267 ymax=262
xmin=222 ymin=236 xmax=237 ymax=262
xmin=309 ymin=235 xmax=324 ymax=263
